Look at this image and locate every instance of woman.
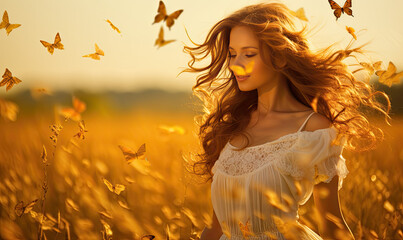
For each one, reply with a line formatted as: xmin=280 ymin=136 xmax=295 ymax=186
xmin=181 ymin=2 xmax=391 ymax=240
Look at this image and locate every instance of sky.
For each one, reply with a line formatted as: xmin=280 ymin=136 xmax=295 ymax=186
xmin=0 ymin=0 xmax=402 ymax=94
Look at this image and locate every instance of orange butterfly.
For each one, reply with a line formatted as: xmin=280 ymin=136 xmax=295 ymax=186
xmin=0 ymin=11 xmax=21 ymax=35
xmin=40 ymin=32 xmax=64 ymax=55
xmin=328 ymin=0 xmax=353 ymax=20
xmin=105 ymin=19 xmax=121 ymax=33
xmin=83 ymin=43 xmax=104 ymax=60
xmin=15 ymin=199 xmax=38 ymax=217
xmin=154 ymin=26 xmax=175 ymax=48
xmin=359 ymin=61 xmax=382 ymax=76
xmin=118 ymin=143 xmax=147 ymax=164
xmin=238 ymin=218 xmax=255 ymax=239
xmin=103 ymin=178 xmax=125 ymax=195
xmin=0 ymin=68 xmax=22 ymax=91
xmin=152 ymin=0 xmax=183 ymax=30
xmin=345 ymin=26 xmax=356 ymax=40
xmin=60 ymin=96 xmax=86 ymax=121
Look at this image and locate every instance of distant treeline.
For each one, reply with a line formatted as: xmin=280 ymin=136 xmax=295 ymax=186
xmin=2 ymin=82 xmax=402 ymax=118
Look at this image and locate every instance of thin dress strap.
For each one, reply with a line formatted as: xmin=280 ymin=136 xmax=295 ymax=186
xmin=297 ymin=111 xmax=316 ymax=132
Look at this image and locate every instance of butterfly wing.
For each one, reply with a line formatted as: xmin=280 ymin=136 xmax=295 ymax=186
xmin=159 ymin=39 xmax=175 ymax=48
xmin=113 ymin=184 xmax=125 ymax=195
xmin=73 ymin=96 xmax=86 ymax=113
xmin=153 ymin=1 xmax=167 ymax=24
xmin=328 ymin=0 xmax=342 ymax=19
xmin=95 ymin=44 xmax=104 ymax=56
xmin=14 ymin=201 xmax=24 ymax=217
xmin=103 ymin=178 xmax=114 ymax=192
xmin=135 ymin=143 xmax=146 ymax=160
xmin=245 ymin=60 xmax=255 ymax=75
xmin=53 ymin=33 xmax=64 ymax=50
xmin=343 ymin=0 xmax=353 ymax=16
xmin=373 ymin=61 xmax=383 ymax=71
xmin=40 ymin=40 xmax=54 ymax=54
xmin=118 ymin=144 xmax=137 ymax=164
xmin=6 ymin=24 xmax=21 ymax=35
xmin=23 ymin=199 xmax=38 ymax=214
xmin=1 ymin=11 xmax=9 ymax=26
xmin=292 ymin=8 xmax=308 ymax=21
xmin=2 ymin=68 xmax=12 ymax=79
xmin=229 ymin=65 xmax=247 ymax=76
xmin=360 ymin=62 xmax=374 ymax=75
xmin=165 ymin=9 xmax=183 ymax=30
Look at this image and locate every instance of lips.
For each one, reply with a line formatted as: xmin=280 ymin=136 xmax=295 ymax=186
xmin=236 ymin=75 xmax=250 ymax=81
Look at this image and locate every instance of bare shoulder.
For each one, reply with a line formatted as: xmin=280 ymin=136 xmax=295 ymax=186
xmin=304 ymin=112 xmax=332 ymax=132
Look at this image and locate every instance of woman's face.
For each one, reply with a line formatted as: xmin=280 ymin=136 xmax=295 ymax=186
xmin=228 ymin=25 xmax=280 ymax=91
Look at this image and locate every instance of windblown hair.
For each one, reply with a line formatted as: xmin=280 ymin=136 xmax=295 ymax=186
xmin=180 ymin=2 xmax=391 ymax=183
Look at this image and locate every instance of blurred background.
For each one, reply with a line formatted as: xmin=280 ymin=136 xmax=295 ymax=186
xmin=0 ymin=0 xmax=402 ymax=239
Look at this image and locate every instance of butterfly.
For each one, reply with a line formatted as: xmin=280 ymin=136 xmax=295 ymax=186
xmin=40 ymin=32 xmax=64 ymax=55
xmin=73 ymin=120 xmax=88 ymax=139
xmin=103 ymin=178 xmax=125 ymax=195
xmin=31 ymin=87 xmax=52 ymax=100
xmin=359 ymin=61 xmax=382 ymax=76
xmin=290 ymin=7 xmax=308 ymax=21
xmin=154 ymin=26 xmax=175 ymax=49
xmin=375 ymin=61 xmax=403 ymax=87
xmin=152 ymin=1 xmax=183 ymax=30
xmin=328 ymin=0 xmax=353 ymax=20
xmin=229 ymin=60 xmax=255 ymax=76
xmin=0 ymin=11 xmax=21 ymax=35
xmin=105 ymin=19 xmax=121 ymax=34
xmin=83 ymin=43 xmax=104 ymax=60
xmin=118 ymin=143 xmax=146 ymax=164
xmin=60 ymin=96 xmax=86 ymax=121
xmin=238 ymin=218 xmax=255 ymax=239
xmin=15 ymin=199 xmax=38 ymax=217
xmin=345 ymin=26 xmax=356 ymax=40
xmin=0 ymin=68 xmax=22 ymax=91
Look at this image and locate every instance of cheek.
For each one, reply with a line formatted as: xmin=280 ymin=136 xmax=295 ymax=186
xmin=252 ymin=60 xmax=273 ymax=80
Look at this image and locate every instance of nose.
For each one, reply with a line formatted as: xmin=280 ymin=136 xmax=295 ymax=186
xmin=229 ymin=55 xmax=246 ymax=70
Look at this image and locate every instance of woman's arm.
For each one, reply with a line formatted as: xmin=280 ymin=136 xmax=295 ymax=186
xmin=313 ymin=175 xmax=355 ymax=240
xmin=200 ymin=209 xmax=223 ymax=240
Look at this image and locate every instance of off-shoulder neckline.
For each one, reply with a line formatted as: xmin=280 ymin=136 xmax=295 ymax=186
xmin=228 ymin=126 xmax=336 ymax=150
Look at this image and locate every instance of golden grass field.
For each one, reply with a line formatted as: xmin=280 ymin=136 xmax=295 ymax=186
xmin=0 ymin=106 xmax=402 ymax=240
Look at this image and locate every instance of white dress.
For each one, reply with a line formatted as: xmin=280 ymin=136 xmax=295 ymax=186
xmin=211 ymin=112 xmax=348 ymax=240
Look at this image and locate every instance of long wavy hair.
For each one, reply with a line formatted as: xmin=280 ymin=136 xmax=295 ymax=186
xmin=180 ymin=2 xmax=391 ymax=183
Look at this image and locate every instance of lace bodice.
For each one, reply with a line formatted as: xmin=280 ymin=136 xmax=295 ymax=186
xmin=216 ymin=134 xmax=299 ymax=176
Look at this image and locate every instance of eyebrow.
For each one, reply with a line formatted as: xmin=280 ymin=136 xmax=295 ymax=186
xmin=229 ymin=46 xmax=258 ymax=50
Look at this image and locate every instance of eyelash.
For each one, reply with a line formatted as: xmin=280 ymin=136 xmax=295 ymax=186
xmin=229 ymin=54 xmax=256 ymax=59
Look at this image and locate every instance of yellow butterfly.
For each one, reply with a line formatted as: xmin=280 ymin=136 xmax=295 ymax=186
xmin=154 ymin=26 xmax=175 ymax=49
xmin=328 ymin=0 xmax=353 ymax=20
xmin=375 ymin=61 xmax=403 ymax=87
xmin=40 ymin=32 xmax=64 ymax=55
xmin=60 ymin=96 xmax=86 ymax=121
xmin=238 ymin=218 xmax=255 ymax=239
xmin=0 ymin=68 xmax=22 ymax=91
xmin=73 ymin=120 xmax=88 ymax=140
xmin=152 ymin=0 xmax=183 ymax=30
xmin=105 ymin=19 xmax=121 ymax=34
xmin=83 ymin=43 xmax=104 ymax=60
xmin=290 ymin=7 xmax=308 ymax=21
xmin=0 ymin=11 xmax=21 ymax=35
xmin=15 ymin=199 xmax=38 ymax=217
xmin=118 ymin=143 xmax=146 ymax=164
xmin=345 ymin=26 xmax=356 ymax=40
xmin=103 ymin=178 xmax=125 ymax=195
xmin=229 ymin=60 xmax=255 ymax=76
xmin=359 ymin=61 xmax=382 ymax=76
